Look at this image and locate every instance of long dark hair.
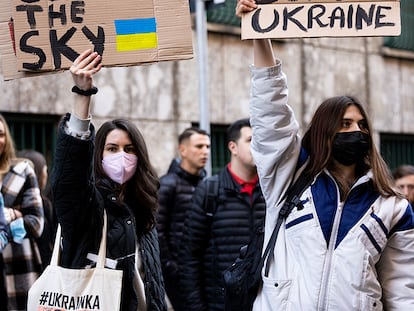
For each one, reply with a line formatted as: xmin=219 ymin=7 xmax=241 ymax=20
xmin=302 ymin=96 xmax=397 ymax=197
xmin=94 ymin=119 xmax=159 ymax=234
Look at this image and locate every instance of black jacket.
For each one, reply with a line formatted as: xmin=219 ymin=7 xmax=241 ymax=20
xmin=178 ymin=167 xmax=266 ymax=311
xmin=156 ymin=159 xmax=206 ymax=280
xmin=52 ymin=114 xmax=167 ymax=311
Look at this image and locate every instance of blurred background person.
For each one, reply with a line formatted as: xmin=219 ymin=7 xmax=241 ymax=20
xmin=0 ymin=114 xmax=44 ymax=311
xmin=393 ymin=164 xmax=414 ymax=205
xmin=157 ymin=127 xmax=210 ymax=310
xmin=17 ymin=149 xmax=57 ymax=271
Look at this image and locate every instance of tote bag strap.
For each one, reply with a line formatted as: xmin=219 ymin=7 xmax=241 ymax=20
xmin=50 ymin=210 xmax=108 ymax=268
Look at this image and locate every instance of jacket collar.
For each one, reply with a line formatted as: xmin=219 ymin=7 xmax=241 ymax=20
xmin=169 ymin=159 xmax=207 ymax=185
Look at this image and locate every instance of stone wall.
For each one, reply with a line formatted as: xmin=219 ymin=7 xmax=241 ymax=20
xmin=1 ymin=30 xmax=414 ymax=174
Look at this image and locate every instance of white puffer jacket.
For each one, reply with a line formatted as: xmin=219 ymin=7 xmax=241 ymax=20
xmin=250 ymin=62 xmax=414 ymax=311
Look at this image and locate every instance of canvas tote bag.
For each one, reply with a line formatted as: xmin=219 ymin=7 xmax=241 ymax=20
xmin=27 ymin=211 xmax=123 ymax=311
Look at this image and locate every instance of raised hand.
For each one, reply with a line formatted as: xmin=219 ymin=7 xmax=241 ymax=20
xmin=236 ymin=0 xmax=258 ymax=17
xmin=70 ymin=50 xmax=102 ymax=119
xmin=70 ymin=49 xmax=102 ymax=91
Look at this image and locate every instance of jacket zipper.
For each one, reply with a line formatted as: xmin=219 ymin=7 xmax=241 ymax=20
xmin=317 ymin=182 xmax=343 ymax=310
xmin=316 ymin=173 xmax=369 ymax=310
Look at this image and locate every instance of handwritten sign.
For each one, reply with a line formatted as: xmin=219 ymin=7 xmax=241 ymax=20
xmin=241 ymin=0 xmax=401 ymax=39
xmin=0 ymin=0 xmax=193 ymax=79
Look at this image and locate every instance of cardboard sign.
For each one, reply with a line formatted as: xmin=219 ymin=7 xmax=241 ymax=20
xmin=0 ymin=0 xmax=193 ymax=80
xmin=241 ymin=0 xmax=401 ymax=39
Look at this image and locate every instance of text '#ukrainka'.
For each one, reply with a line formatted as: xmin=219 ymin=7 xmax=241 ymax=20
xmin=37 ymin=291 xmax=100 ymax=311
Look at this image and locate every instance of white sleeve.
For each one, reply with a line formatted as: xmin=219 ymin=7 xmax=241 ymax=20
xmin=249 ymin=61 xmax=301 ymax=213
xmin=64 ymin=113 xmax=92 ymax=140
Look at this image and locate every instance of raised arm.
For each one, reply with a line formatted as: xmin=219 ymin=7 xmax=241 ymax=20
xmin=236 ymin=0 xmax=276 ymax=67
xmin=69 ymin=49 xmax=102 ymax=119
xmin=253 ymin=39 xmax=276 ymax=67
xmin=236 ymin=0 xmax=300 ymax=211
xmin=52 ymin=50 xmax=102 ymax=267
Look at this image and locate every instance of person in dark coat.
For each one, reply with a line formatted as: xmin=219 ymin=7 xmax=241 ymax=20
xmin=51 ymin=49 xmax=167 ymax=311
xmin=157 ymin=128 xmax=210 ymax=310
xmin=179 ymin=118 xmax=266 ymax=311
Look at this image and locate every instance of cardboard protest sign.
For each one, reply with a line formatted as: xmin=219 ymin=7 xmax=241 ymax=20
xmin=0 ymin=0 xmax=193 ymax=80
xmin=241 ymin=0 xmax=401 ymax=39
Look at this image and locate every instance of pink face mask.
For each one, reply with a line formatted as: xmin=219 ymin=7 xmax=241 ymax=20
xmin=102 ymin=151 xmax=138 ymax=185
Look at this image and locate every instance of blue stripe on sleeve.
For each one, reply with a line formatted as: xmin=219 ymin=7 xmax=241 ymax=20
xmin=389 ymin=204 xmax=414 ymax=236
xmin=370 ymin=212 xmax=389 ymax=238
xmin=360 ymin=224 xmax=382 ymax=253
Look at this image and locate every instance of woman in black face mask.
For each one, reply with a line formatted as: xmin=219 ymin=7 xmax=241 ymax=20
xmin=237 ymin=1 xmax=414 ymax=310
xmin=301 ymin=96 xmax=384 ymax=201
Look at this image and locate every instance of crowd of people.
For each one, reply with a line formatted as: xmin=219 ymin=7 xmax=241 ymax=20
xmin=1 ymin=1 xmax=414 ymax=310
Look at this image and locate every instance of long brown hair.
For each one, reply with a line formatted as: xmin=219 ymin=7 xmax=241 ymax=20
xmin=301 ymin=96 xmax=397 ymax=198
xmin=94 ymin=119 xmax=159 ymax=235
xmin=0 ymin=114 xmax=16 ymax=174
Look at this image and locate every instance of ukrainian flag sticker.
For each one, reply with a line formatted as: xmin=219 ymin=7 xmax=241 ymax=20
xmin=114 ymin=18 xmax=158 ymax=52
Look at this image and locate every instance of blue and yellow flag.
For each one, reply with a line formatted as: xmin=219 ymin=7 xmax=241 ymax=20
xmin=114 ymin=18 xmax=158 ymax=52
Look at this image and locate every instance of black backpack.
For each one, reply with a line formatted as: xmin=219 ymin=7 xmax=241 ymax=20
xmin=204 ymin=175 xmax=220 ymax=218
xmin=223 ymin=172 xmax=312 ymax=311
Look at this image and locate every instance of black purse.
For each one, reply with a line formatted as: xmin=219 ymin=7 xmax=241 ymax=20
xmin=223 ymin=173 xmax=312 ymax=311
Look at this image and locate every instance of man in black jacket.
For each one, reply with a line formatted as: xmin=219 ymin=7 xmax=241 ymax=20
xmin=178 ymin=118 xmax=266 ymax=311
xmin=157 ymin=127 xmax=210 ymax=310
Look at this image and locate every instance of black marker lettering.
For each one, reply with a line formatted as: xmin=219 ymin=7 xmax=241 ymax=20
xmin=375 ymin=6 xmax=394 ymax=28
xmin=71 ymin=1 xmax=85 ymax=23
xmin=49 ymin=27 xmax=79 ymax=68
xmin=19 ymin=30 xmax=46 ymax=70
xmin=347 ymin=5 xmax=354 ymax=29
xmin=283 ymin=6 xmax=306 ymax=31
xmin=329 ymin=7 xmax=345 ymax=28
xmin=355 ymin=4 xmax=374 ymax=30
xmin=15 ymin=5 xmax=43 ymax=29
xmin=256 ymin=0 xmax=276 ymax=4
xmin=49 ymin=3 xmax=67 ymax=27
xmin=82 ymin=26 xmax=105 ymax=55
xmin=308 ymin=5 xmax=327 ymax=29
xmin=251 ymin=8 xmax=280 ymax=33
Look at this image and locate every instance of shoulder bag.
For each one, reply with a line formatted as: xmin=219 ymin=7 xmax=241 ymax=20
xmin=27 ymin=211 xmax=123 ymax=311
xmin=223 ymin=172 xmax=312 ymax=311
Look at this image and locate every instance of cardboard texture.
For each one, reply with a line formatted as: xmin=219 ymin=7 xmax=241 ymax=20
xmin=0 ymin=0 xmax=193 ymax=80
xmin=242 ymin=0 xmax=401 ymax=39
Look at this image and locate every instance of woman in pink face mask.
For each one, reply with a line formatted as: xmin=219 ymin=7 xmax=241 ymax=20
xmin=51 ymin=50 xmax=166 ymax=311
xmin=98 ymin=122 xmax=139 ymax=186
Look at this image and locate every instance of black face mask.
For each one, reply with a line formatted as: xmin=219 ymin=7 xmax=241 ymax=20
xmin=332 ymin=131 xmax=370 ymax=166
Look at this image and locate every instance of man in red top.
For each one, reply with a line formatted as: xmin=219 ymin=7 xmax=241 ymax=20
xmin=179 ymin=118 xmax=266 ymax=311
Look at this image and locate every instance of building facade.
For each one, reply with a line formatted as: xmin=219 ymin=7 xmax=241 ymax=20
xmin=1 ymin=0 xmax=414 ymax=175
